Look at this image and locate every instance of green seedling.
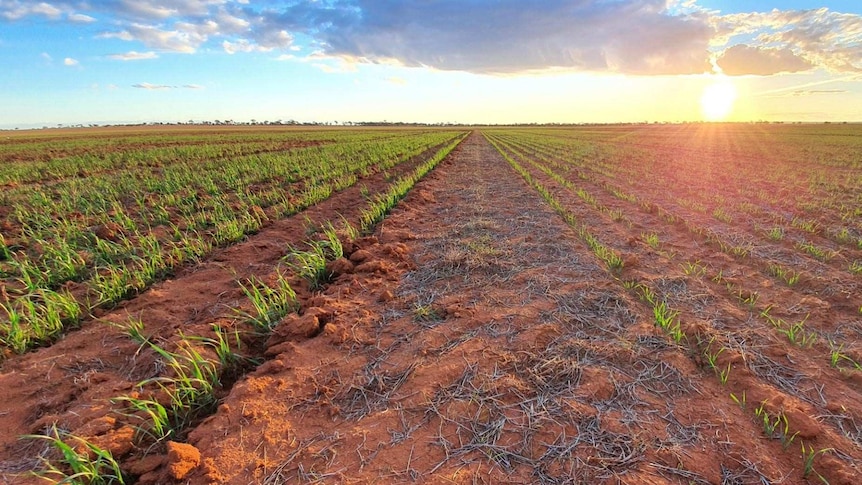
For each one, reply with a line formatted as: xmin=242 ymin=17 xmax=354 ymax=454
xmin=112 ymin=395 xmax=173 ymax=443
xmin=718 ymin=362 xmax=732 ymax=385
xmin=801 ymin=442 xmax=832 ymax=481
xmin=236 ymin=272 xmax=297 ymax=332
xmin=642 ymin=232 xmax=660 ymax=249
xmin=766 ymin=226 xmax=784 ymax=241
xmin=320 ymin=222 xmax=344 ymax=260
xmin=413 ymin=303 xmax=442 ymax=323
xmin=652 ymin=301 xmax=674 ymax=328
xmin=767 ymin=264 xmax=801 ymax=286
xmin=108 ymin=315 xmax=148 ymax=345
xmin=796 ymin=241 xmax=833 ymax=261
xmin=713 ymin=207 xmax=732 ymax=223
xmin=791 ymin=217 xmax=818 ymax=233
xmin=184 ymin=325 xmax=249 ymax=371
xmin=680 ymin=260 xmax=706 ymax=277
xmin=828 ymin=341 xmax=862 ymax=370
xmin=284 ymin=242 xmax=330 ymax=289
xmin=0 ymin=233 xmax=10 ymax=261
xmin=754 ymin=401 xmax=780 ymax=436
xmin=0 ymin=300 xmax=28 ymax=354
xmin=730 ymin=391 xmax=746 ymax=410
xmin=778 ymin=315 xmax=816 ymax=347
xmin=24 ymin=424 xmax=125 ymax=484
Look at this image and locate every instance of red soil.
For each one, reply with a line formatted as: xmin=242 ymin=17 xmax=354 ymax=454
xmin=1 ymin=129 xmax=861 ymax=484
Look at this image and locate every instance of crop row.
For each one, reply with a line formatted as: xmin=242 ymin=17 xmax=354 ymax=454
xmin=0 ymin=129 xmax=466 ymax=358
xmin=486 ymin=128 xmax=862 ymax=482
xmin=21 ymin=130 xmax=466 ymax=483
xmin=488 ymin=129 xmax=862 ymax=373
xmin=494 ymin=129 xmax=862 ymax=286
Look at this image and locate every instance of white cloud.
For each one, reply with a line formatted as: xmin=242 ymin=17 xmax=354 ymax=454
xmin=102 ymin=23 xmax=204 ymax=53
xmin=68 ymin=13 xmax=96 ymax=23
xmin=132 ymin=82 xmax=204 ymax=90
xmin=223 ymin=30 xmax=292 ymax=54
xmin=222 ymin=39 xmax=256 ymax=54
xmin=116 ymin=0 xmax=175 ymax=20
xmin=312 ymin=60 xmax=358 ymax=74
xmin=1 ymin=1 xmax=62 ymax=20
xmin=714 ymin=8 xmax=862 ymax=73
xmin=0 ymin=1 xmax=97 ymax=23
xmin=63 ymin=57 xmax=79 ymax=66
xmin=132 ymin=82 xmax=173 ymax=90
xmin=108 ymin=50 xmax=158 ymax=61
xmin=215 ymin=10 xmax=250 ymax=33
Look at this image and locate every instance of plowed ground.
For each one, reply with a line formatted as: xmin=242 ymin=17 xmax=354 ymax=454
xmin=2 ymin=129 xmax=861 ymax=484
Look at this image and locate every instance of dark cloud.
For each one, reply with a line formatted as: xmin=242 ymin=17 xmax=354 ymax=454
xmin=716 ymin=44 xmax=812 ymax=76
xmin=253 ymin=0 xmax=714 ymax=74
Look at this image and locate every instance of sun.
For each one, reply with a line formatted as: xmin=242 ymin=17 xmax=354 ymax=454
xmin=700 ymin=78 xmax=738 ymax=121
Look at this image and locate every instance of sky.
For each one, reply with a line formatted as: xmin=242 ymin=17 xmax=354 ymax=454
xmin=1 ymin=0 xmax=861 ymax=128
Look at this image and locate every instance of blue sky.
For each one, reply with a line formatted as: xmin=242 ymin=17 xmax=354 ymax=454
xmin=1 ymin=1 xmax=861 ymax=128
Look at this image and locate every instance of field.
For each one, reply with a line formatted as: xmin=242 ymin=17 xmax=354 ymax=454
xmin=0 ymin=124 xmax=860 ymax=484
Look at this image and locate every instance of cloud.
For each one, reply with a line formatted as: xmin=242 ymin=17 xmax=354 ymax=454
xmin=253 ymin=0 xmax=714 ymax=75
xmin=768 ymin=89 xmax=847 ymax=98
xmin=133 ymin=82 xmax=173 ymax=90
xmin=108 ymin=50 xmax=158 ymax=61
xmin=716 ymin=44 xmax=812 ymax=75
xmin=101 ymin=23 xmax=204 ymax=53
xmin=63 ymin=57 xmax=79 ymax=66
xmin=0 ymin=1 xmax=96 ymax=23
xmin=386 ymin=77 xmax=406 ymax=86
xmin=791 ymin=89 xmax=846 ymax=96
xmin=215 ymin=10 xmax=249 ymax=33
xmin=6 ymin=1 xmax=862 ymax=78
xmin=1 ymin=1 xmax=62 ymax=20
xmin=68 ymin=13 xmax=95 ymax=23
xmin=113 ymin=0 xmax=175 ymax=20
xmin=223 ymin=29 xmax=292 ymax=54
xmin=132 ymin=82 xmax=203 ymax=90
xmin=312 ymin=59 xmax=358 ymax=74
xmin=715 ymin=8 xmax=862 ymax=73
xmin=222 ymin=39 xmax=258 ymax=54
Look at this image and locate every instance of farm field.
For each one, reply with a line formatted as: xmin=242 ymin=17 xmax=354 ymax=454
xmin=0 ymin=124 xmax=861 ymax=484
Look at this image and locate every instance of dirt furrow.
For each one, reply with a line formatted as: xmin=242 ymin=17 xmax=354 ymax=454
xmin=0 ymin=137 xmax=463 ymax=483
xmin=489 ymin=134 xmax=862 ymax=483
xmin=180 ymin=133 xmax=791 ymax=484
